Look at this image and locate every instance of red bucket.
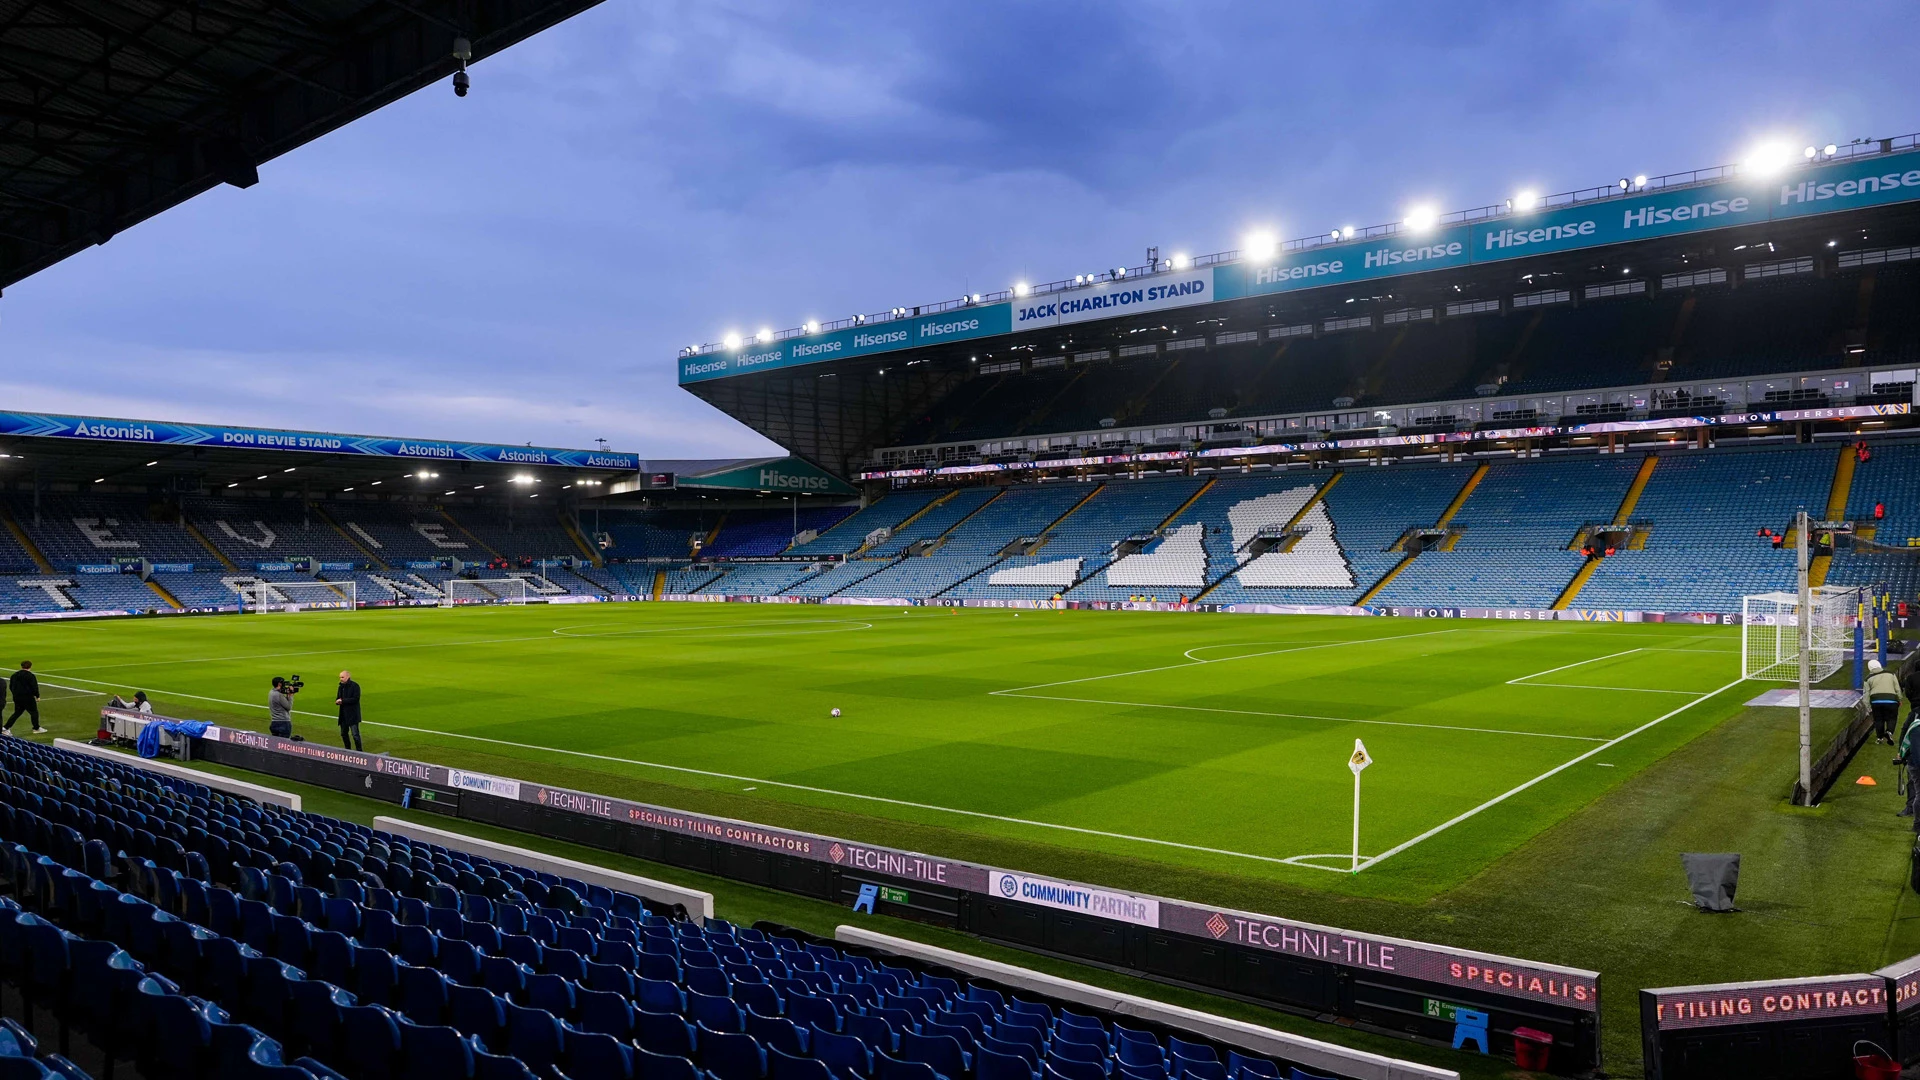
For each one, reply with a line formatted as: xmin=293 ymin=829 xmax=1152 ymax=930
xmin=1855 ymin=1041 xmax=1901 ymax=1080
xmin=1513 ymin=1026 xmax=1554 ymax=1071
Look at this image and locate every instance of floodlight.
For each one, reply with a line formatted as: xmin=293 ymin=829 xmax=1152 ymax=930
xmin=1634 ymin=175 xmax=1647 ymax=188
xmin=1340 ymin=226 xmax=1354 ymax=239
xmin=1824 ymin=143 xmax=1838 ymax=156
xmin=755 ymin=327 xmax=772 ymax=343
xmin=723 ymin=332 xmax=742 ymax=350
xmin=1618 ymin=178 xmax=1631 ymax=190
xmin=1403 ymin=207 xmax=1437 ymax=232
xmin=1513 ymin=190 xmax=1538 ymax=211
xmin=1014 ymin=282 xmax=1031 ymax=297
xmin=1112 ymin=268 xmax=1125 ymax=279
xmin=804 ymin=320 xmax=819 ymax=334
xmin=1744 ymin=141 xmax=1794 ymax=176
xmin=1804 ymin=146 xmax=1818 ymax=159
xmin=1243 ymin=231 xmax=1278 ymax=260
xmin=1170 ymin=253 xmax=1191 ymax=269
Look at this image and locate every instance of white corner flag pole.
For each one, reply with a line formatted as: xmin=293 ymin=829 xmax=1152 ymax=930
xmin=1349 ymin=739 xmax=1372 ymax=873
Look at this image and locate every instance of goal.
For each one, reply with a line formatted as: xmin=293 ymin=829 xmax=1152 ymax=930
xmin=236 ymin=579 xmax=357 ymax=613
xmin=440 ymin=577 xmax=530 ymax=607
xmin=1742 ymin=586 xmax=1862 ymax=682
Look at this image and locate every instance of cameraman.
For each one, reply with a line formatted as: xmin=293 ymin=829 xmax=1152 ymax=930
xmin=269 ymin=677 xmax=296 ymax=738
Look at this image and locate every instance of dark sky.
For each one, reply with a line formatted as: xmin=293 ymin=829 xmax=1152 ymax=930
xmin=5 ymin=1 xmax=1916 ymax=456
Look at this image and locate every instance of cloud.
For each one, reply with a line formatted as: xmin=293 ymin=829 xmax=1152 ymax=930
xmin=5 ymin=0 xmax=1917 ymax=462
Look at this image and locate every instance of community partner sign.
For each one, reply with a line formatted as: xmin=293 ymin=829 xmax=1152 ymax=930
xmin=987 ymin=871 xmax=1160 ymax=927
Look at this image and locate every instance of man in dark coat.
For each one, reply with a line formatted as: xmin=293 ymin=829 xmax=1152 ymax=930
xmin=335 ymin=670 xmax=363 ymax=750
xmin=4 ymin=660 xmax=41 ymax=735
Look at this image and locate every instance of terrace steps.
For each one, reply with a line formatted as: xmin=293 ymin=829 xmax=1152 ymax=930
xmin=145 ymin=578 xmax=184 ymax=610
xmin=440 ymin=508 xmax=504 ymax=561
xmin=309 ymin=503 xmax=391 ymax=570
xmin=0 ymin=503 xmax=54 ymax=573
xmin=855 ymin=489 xmax=957 ymax=556
xmin=1810 ymin=446 xmax=1858 ymax=588
xmin=939 ymin=482 xmax=1108 ymax=597
xmin=1193 ymin=470 xmax=1345 ymax=602
xmin=560 ymin=511 xmax=605 ymax=567
xmin=1554 ymin=454 xmax=1658 ymax=609
xmin=651 ymin=570 xmax=666 ymax=600
xmin=180 ymin=518 xmax=241 ymax=571
xmin=1354 ymin=554 xmax=1417 ymax=606
xmin=1355 ymin=463 xmax=1489 ymax=604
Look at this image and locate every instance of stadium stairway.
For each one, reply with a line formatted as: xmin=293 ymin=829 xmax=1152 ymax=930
xmin=1072 ymin=477 xmax=1216 ymax=591
xmin=309 ymin=504 xmax=392 ymax=570
xmin=558 ymin=512 xmax=606 ymax=567
xmin=145 ymin=578 xmax=185 ymax=610
xmin=934 ymin=481 xmax=1107 ymax=597
xmin=439 ymin=509 xmax=505 ymax=562
xmin=1809 ymin=445 xmax=1857 ymax=588
xmin=1351 ymin=462 xmax=1487 ymax=606
xmin=853 ymin=490 xmax=961 ymax=557
xmin=652 ymin=569 xmax=666 ymax=600
xmin=1192 ymin=470 xmax=1345 ymax=603
xmin=1552 ymin=453 xmax=1658 ymax=610
xmin=0 ymin=504 xmax=54 ymax=574
xmin=180 ymin=518 xmax=243 ymax=572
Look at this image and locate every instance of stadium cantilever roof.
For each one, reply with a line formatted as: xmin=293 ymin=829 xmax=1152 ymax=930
xmin=0 ymin=0 xmax=606 ymax=290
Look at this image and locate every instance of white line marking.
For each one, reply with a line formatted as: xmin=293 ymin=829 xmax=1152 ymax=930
xmin=1354 ymin=675 xmax=1747 ymax=872
xmin=993 ymin=628 xmax=1460 ymax=695
xmin=994 ymin=693 xmax=1607 ymax=742
xmin=1505 ymin=649 xmax=1643 ymax=685
xmin=37 ymin=673 xmax=1318 ymax=870
xmin=49 ymin=616 xmax=887 ymax=672
xmin=1513 ymin=682 xmax=1705 ymax=696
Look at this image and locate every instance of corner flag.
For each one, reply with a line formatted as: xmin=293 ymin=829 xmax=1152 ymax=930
xmin=1348 ymin=739 xmax=1372 ymax=775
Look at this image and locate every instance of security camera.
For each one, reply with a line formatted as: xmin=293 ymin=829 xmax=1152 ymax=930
xmin=452 ymin=36 xmax=472 ymax=97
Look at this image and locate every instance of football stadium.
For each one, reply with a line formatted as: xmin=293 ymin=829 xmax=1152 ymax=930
xmin=6 ymin=10 xmax=1920 ymax=1080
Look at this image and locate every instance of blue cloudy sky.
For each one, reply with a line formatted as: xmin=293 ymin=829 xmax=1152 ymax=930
xmin=5 ymin=1 xmax=1917 ymax=456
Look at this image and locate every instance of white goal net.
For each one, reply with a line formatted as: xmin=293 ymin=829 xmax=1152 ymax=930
xmin=235 ymin=579 xmax=357 ymax=613
xmin=440 ymin=577 xmax=530 ymax=607
xmin=1742 ymin=587 xmax=1861 ymax=682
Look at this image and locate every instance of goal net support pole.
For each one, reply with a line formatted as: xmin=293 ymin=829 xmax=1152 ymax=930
xmin=1797 ymin=509 xmax=1812 ymax=804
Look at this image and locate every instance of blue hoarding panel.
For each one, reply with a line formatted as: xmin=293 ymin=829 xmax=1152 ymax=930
xmin=0 ymin=412 xmax=638 ymax=470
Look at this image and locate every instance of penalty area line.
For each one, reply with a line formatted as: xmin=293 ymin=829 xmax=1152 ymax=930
xmin=994 ymin=692 xmax=1606 ymax=742
xmin=1354 ymin=674 xmax=1748 ymax=873
xmin=38 ymin=672 xmax=1316 ymax=873
xmin=993 ymin=628 xmax=1461 ymax=696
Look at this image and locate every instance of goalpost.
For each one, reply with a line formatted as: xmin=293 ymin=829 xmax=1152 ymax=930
xmin=1741 ymin=587 xmax=1860 ymax=682
xmin=236 ymin=579 xmax=357 ymax=613
xmin=440 ymin=578 xmax=530 ymax=607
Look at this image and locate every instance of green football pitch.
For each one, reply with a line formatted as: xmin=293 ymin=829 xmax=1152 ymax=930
xmin=9 ymin=603 xmax=1751 ymax=902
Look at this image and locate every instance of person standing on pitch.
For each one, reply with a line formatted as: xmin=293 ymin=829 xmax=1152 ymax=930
xmin=4 ymin=661 xmax=42 ymax=735
xmin=335 ymin=670 xmax=363 ymax=750
xmin=1866 ymin=659 xmax=1903 ymax=744
xmin=269 ymin=678 xmax=296 ymax=739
